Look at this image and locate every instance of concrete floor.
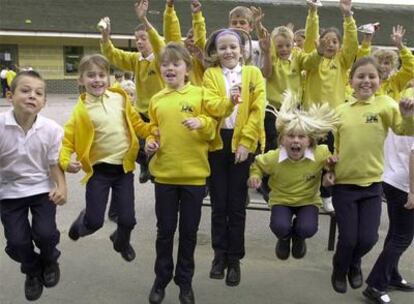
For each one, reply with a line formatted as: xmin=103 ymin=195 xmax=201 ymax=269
xmin=0 ymin=95 xmax=413 ymax=304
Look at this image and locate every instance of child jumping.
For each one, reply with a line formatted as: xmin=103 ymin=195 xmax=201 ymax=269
xmin=59 ymin=54 xmax=150 ymax=262
xmin=248 ymin=92 xmax=339 ymax=260
xmin=145 ymin=42 xmax=216 ymax=304
xmin=0 ymin=70 xmax=66 ymax=301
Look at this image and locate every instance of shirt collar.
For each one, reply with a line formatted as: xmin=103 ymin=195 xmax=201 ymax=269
xmin=5 ymin=109 xmax=44 ymax=130
xmin=222 ymin=63 xmax=242 ymax=76
xmin=349 ymin=95 xmax=375 ymax=106
xmin=279 ymin=146 xmax=315 ymax=162
xmin=85 ymin=91 xmax=109 ymax=104
xmin=138 ymin=52 xmax=154 ymax=61
xmin=163 ymin=82 xmax=192 ymax=95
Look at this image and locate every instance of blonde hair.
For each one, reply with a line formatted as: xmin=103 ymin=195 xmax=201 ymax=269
xmin=274 ymin=92 xmax=340 ymax=146
xmin=229 ymin=6 xmax=253 ymax=25
xmin=204 ymin=28 xmax=251 ymax=68
xmin=271 ymin=26 xmax=294 ymax=42
xmin=372 ymin=48 xmax=399 ymax=69
xmin=78 ymin=54 xmax=110 ymax=76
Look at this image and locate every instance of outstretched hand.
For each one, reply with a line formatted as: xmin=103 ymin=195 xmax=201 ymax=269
xmin=99 ymin=16 xmax=111 ymax=42
xmin=399 ymin=97 xmax=414 ymax=117
xmin=191 ymin=0 xmax=202 ymax=14
xmin=247 ymin=176 xmax=262 ymax=189
xmin=391 ymin=25 xmax=406 ymax=49
xmin=135 ymin=0 xmax=149 ymax=21
xmin=339 ymin=0 xmax=353 ymax=17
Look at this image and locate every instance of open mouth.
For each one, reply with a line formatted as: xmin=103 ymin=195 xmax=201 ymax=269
xmin=290 ymin=146 xmax=302 ymax=153
xmin=165 ymin=72 xmax=176 ymax=80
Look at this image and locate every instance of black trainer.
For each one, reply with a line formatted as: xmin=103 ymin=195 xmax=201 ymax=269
xmin=389 ymin=279 xmax=414 ymax=292
xmin=25 ymin=275 xmax=43 ymax=301
xmin=275 ymin=237 xmax=291 ymax=260
xmin=149 ymin=285 xmax=165 ymax=304
xmin=179 ymin=287 xmax=195 ymax=304
xmin=225 ymin=261 xmax=241 ymax=287
xmin=348 ymin=265 xmax=363 ymax=289
xmin=110 ymin=232 xmax=136 ymax=262
xmin=363 ymin=286 xmax=392 ymax=304
xmin=209 ymin=258 xmax=226 ymax=279
xmin=42 ymin=262 xmax=60 ymax=288
xmin=291 ymin=235 xmax=307 ymax=259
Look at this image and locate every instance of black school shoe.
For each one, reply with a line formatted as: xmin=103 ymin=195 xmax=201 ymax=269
xmin=225 ymin=261 xmax=241 ymax=287
xmin=388 ymin=279 xmax=414 ymax=292
xmin=25 ymin=275 xmax=43 ymax=301
xmin=148 ymin=285 xmax=165 ymax=304
xmin=42 ymin=262 xmax=60 ymax=288
xmin=363 ymin=286 xmax=392 ymax=304
xmin=275 ymin=237 xmax=291 ymax=260
xmin=179 ymin=287 xmax=195 ymax=304
xmin=209 ymin=258 xmax=226 ymax=279
xmin=291 ymin=235 xmax=307 ymax=259
xmin=331 ymin=267 xmax=347 ymax=294
xmin=109 ymin=232 xmax=136 ymax=262
xmin=348 ymin=265 xmax=363 ymax=289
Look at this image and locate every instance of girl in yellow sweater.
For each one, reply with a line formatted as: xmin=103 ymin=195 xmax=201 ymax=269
xmin=145 ymin=42 xmax=216 ymax=304
xmin=331 ymin=56 xmax=414 ymax=294
xmin=203 ymin=28 xmax=266 ymax=287
xmin=248 ymin=93 xmax=339 ymax=260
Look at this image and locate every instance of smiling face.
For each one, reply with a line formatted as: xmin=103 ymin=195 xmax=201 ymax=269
xmin=280 ymin=132 xmax=311 ymax=161
xmin=216 ymin=33 xmax=242 ymax=69
xmin=350 ymin=63 xmax=380 ymax=100
xmin=78 ymin=63 xmax=109 ymax=97
xmin=160 ymin=59 xmax=188 ymax=90
xmin=135 ymin=30 xmax=153 ymax=58
xmin=320 ymin=32 xmax=340 ymax=58
xmin=274 ymin=35 xmax=293 ymax=60
xmin=8 ymin=75 xmax=46 ymax=118
xmin=294 ymin=34 xmax=305 ymax=50
xmin=377 ymin=58 xmax=394 ymax=80
xmin=229 ymin=16 xmax=253 ymax=33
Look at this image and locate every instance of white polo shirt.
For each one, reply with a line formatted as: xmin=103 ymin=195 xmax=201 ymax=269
xmin=0 ymin=109 xmax=63 ymax=200
xmin=383 ymin=130 xmax=414 ymax=193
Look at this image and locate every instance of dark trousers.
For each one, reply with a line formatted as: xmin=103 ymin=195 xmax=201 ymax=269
xmin=0 ymin=193 xmax=60 ymax=276
xmin=72 ymin=163 xmax=136 ymax=250
xmin=332 ymin=183 xmax=382 ymax=275
xmin=153 ymin=183 xmax=204 ymax=290
xmin=209 ymin=129 xmax=252 ymax=263
xmin=270 ymin=205 xmax=319 ymax=240
xmin=366 ymin=183 xmax=414 ymax=291
xmin=262 ymin=108 xmax=278 ymax=193
xmin=108 ymin=113 xmax=149 ymax=218
xmin=1 ymin=78 xmax=9 ymax=97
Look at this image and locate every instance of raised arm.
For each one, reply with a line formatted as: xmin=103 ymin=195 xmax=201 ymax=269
xmin=163 ymin=0 xmax=182 ymax=43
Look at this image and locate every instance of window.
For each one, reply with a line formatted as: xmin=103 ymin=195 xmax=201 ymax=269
xmin=64 ymin=46 xmax=83 ymax=75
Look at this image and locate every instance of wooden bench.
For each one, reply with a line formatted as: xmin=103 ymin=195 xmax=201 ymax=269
xmin=203 ymin=195 xmax=337 ymax=251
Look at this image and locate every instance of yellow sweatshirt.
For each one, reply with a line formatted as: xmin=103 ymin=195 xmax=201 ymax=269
xmin=163 ymin=5 xmax=206 ymax=86
xmin=250 ymin=145 xmax=331 ymax=207
xmin=100 ymin=27 xmax=165 ymax=115
xmin=59 ymin=88 xmax=150 ymax=184
xmin=146 ymin=83 xmax=216 ymax=185
xmin=266 ymin=50 xmax=321 ymax=109
xmin=335 ymin=95 xmax=414 ymax=186
xmin=203 ymin=65 xmax=266 ymax=153
xmin=303 ymin=16 xmax=358 ymax=109
xmin=303 ymin=9 xmax=319 ymax=54
xmin=376 ymin=47 xmax=414 ymax=101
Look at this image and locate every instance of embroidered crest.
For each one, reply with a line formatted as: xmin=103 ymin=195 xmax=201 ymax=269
xmin=363 ymin=112 xmax=379 ymax=123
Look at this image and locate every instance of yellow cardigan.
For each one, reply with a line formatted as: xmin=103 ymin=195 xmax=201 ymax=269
xmin=59 ymin=88 xmax=150 ymax=184
xmin=203 ymin=65 xmax=266 ymax=153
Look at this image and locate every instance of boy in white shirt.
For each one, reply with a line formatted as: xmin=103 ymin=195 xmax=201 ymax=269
xmin=0 ymin=70 xmax=66 ymax=301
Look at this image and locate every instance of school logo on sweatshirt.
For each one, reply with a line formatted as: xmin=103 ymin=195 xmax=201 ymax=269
xmin=148 ymin=70 xmax=156 ymax=76
xmin=330 ymin=63 xmax=338 ymax=70
xmin=304 ymin=173 xmax=317 ymax=181
xmin=180 ymin=102 xmax=194 ymax=114
xmin=249 ymin=82 xmax=256 ymax=94
xmin=363 ymin=112 xmax=379 ymax=124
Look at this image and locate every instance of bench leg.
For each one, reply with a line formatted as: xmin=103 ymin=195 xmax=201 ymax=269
xmin=328 ymin=213 xmax=336 ymax=251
